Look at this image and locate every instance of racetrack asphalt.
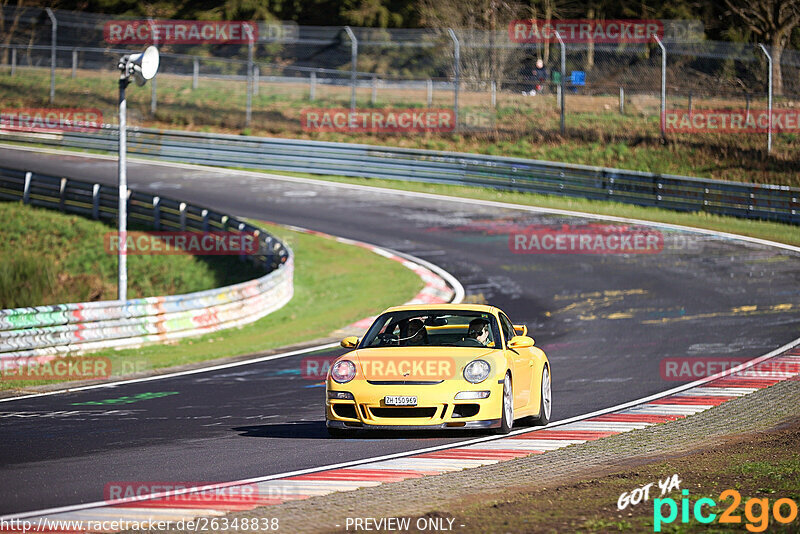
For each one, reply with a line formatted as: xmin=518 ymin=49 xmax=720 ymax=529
xmin=1 ymin=146 xmax=798 ymax=516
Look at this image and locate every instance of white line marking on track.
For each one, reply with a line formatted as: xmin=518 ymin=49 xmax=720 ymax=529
xmin=1 ymin=144 xmax=799 ymax=521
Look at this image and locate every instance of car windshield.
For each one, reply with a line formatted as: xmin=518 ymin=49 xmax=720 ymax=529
xmin=360 ymin=310 xmax=502 ymax=349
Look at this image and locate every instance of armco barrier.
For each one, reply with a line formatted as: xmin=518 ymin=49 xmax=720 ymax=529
xmin=0 ymin=126 xmax=797 ymax=224
xmin=0 ymin=165 xmax=293 ymax=365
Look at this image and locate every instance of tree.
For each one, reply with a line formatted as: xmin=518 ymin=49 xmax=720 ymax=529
xmin=724 ymin=0 xmax=800 ymax=95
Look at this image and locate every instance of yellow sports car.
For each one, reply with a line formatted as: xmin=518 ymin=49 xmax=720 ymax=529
xmin=326 ymin=304 xmax=551 ymax=436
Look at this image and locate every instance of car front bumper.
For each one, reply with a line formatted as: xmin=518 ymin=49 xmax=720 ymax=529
xmin=326 ymin=378 xmax=504 ymax=430
xmin=326 ymin=418 xmax=501 ymax=430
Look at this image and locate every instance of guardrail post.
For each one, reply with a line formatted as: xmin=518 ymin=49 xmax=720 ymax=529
xmin=11 ymin=48 xmax=16 ymax=76
xmin=619 ymin=86 xmax=624 ymax=114
xmin=92 ymin=183 xmax=100 ymax=219
xmin=59 ymin=177 xmax=67 ymax=211
xmin=179 ymin=202 xmax=187 ymax=230
xmin=22 ymin=171 xmax=32 ymax=204
xmin=344 ymin=26 xmax=357 ymax=112
xmin=45 ymin=8 xmax=57 ymax=104
xmin=371 ymin=75 xmax=377 ymax=105
xmin=427 ymin=78 xmax=432 ymax=108
xmin=71 ymin=49 xmax=77 ymax=79
xmin=758 ymin=44 xmax=773 ymax=154
xmin=688 ymin=91 xmax=693 ymax=117
xmin=491 ymin=80 xmax=496 ymax=108
xmin=310 ymin=71 xmax=316 ymax=101
xmin=654 ymin=35 xmax=666 ymax=139
xmin=447 ymin=29 xmax=460 ymax=131
xmin=192 ymin=58 xmax=199 ymax=90
xmin=201 ymin=209 xmax=209 ymax=231
xmin=152 ymin=196 xmax=161 ymax=230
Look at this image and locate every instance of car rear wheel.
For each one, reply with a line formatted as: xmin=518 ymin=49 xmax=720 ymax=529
xmin=529 ymin=365 xmax=551 ymax=426
xmin=496 ymin=373 xmax=514 ymax=434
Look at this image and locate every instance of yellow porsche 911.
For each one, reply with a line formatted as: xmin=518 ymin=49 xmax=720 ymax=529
xmin=326 ymin=304 xmax=551 ymax=437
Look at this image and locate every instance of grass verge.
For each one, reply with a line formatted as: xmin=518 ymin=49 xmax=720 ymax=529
xmin=402 ymin=417 xmax=800 ymax=533
xmin=1 ymin=68 xmax=797 ymax=186
xmin=0 ymin=221 xmax=423 ymax=392
xmin=0 ymin=201 xmax=261 ymax=308
xmin=253 ymin=170 xmax=800 ymax=248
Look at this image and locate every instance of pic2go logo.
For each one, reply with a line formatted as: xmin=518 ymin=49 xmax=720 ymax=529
xmin=654 ymin=489 xmax=799 ymax=532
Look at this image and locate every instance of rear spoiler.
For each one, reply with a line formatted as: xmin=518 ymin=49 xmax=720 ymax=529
xmin=513 ymin=324 xmax=528 ymax=336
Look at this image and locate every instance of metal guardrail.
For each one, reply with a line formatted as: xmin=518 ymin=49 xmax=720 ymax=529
xmin=0 ymin=165 xmax=293 ymax=362
xmin=0 ymin=126 xmax=797 ymax=224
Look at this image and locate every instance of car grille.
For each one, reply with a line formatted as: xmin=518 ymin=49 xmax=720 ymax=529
xmin=369 ymin=407 xmax=438 ymax=419
xmin=452 ymin=404 xmax=480 ymax=418
xmin=366 ymin=380 xmax=444 ymax=385
xmin=332 ymin=404 xmax=358 ymax=419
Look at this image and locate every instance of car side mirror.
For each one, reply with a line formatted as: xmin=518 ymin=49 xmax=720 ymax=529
xmin=340 ymin=336 xmax=359 ymax=349
xmin=508 ymin=335 xmax=535 ymax=349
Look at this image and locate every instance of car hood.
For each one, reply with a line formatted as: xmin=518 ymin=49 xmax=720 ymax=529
xmin=347 ymin=346 xmax=499 ymax=381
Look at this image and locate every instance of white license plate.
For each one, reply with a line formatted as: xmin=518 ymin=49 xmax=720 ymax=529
xmin=384 ymin=395 xmax=417 ymax=406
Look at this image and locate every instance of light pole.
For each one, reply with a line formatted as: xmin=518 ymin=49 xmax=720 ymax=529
xmin=116 ymin=46 xmax=159 ymax=302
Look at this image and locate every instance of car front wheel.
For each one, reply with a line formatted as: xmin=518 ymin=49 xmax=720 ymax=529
xmin=529 ymin=365 xmax=551 ymax=426
xmin=496 ymin=373 xmax=514 ymax=434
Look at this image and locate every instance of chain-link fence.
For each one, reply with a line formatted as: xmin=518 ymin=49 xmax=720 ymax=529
xmin=1 ymin=6 xmax=798 ymax=155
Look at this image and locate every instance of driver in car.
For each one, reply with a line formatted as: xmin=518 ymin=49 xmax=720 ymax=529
xmin=400 ymin=318 xmax=428 ymax=346
xmin=466 ymin=318 xmax=490 ymax=346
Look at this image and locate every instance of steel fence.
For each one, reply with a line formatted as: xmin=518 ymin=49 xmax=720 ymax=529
xmin=0 ymin=165 xmax=293 ymax=363
xmin=1 ymin=5 xmax=798 ymax=154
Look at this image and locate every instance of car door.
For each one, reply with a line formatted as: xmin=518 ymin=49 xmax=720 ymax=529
xmin=500 ymin=313 xmax=532 ymax=408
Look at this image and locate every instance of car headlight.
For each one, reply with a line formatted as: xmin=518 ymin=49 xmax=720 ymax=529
xmin=331 ymin=360 xmax=357 ymax=383
xmin=463 ymin=359 xmax=491 ymax=383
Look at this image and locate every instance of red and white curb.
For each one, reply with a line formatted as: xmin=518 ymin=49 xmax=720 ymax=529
xmin=279 ymin=224 xmax=461 ymax=331
xmin=5 ymin=344 xmax=798 ymax=531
